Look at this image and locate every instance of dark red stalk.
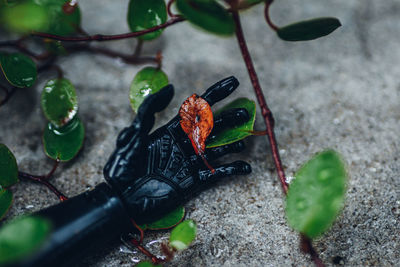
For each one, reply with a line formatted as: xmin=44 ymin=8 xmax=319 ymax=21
xmin=232 ymin=10 xmax=288 ymax=194
xmin=232 ymin=9 xmax=325 ymax=267
xmin=264 ymin=0 xmax=279 ymax=32
xmin=32 ymin=17 xmax=185 ymax=42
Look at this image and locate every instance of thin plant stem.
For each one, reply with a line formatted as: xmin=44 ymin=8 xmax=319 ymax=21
xmin=232 ymin=9 xmax=325 ymax=267
xmin=0 ymin=85 xmax=17 ymax=107
xmin=31 ymin=17 xmax=185 ymax=42
xmin=133 ymin=39 xmax=143 ymax=57
xmin=264 ymin=0 xmax=279 ymax=32
xmin=167 ymin=0 xmax=180 ymax=18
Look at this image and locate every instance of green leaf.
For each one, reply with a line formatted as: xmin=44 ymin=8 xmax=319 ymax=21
xmin=0 ymin=144 xmax=19 ymax=188
xmin=41 ymin=78 xmax=78 ymax=127
xmin=277 ymin=17 xmax=341 ymax=42
xmin=0 ymin=2 xmax=48 ymax=33
xmin=0 ymin=52 xmax=37 ymax=88
xmin=0 ymin=189 xmax=12 ymax=220
xmin=169 ymin=220 xmax=197 ymax=251
xmin=140 ymin=206 xmax=185 ymax=230
xmin=176 ymin=0 xmax=235 ymax=35
xmin=127 ymin=0 xmax=167 ymax=41
xmin=207 ymin=98 xmax=256 ymax=148
xmin=286 ymin=150 xmax=347 ymax=238
xmin=31 ymin=0 xmax=81 ymax=36
xmin=129 ymin=67 xmax=169 ymax=112
xmin=0 ymin=216 xmax=51 ymax=265
xmin=42 ymin=117 xmax=85 ymax=162
xmin=136 ymin=261 xmax=161 ymax=267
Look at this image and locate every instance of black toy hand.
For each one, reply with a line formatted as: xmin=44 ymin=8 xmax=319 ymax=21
xmin=104 ymin=76 xmax=252 ymax=224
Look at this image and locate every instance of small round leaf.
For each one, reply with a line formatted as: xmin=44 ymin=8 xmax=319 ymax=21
xmin=127 ymin=0 xmax=167 ymax=41
xmin=0 ymin=189 xmax=13 ymax=220
xmin=1 ymin=2 xmax=48 ymax=33
xmin=140 ymin=206 xmax=185 ymax=230
xmin=286 ymin=150 xmax=347 ymax=238
xmin=41 ymin=78 xmax=78 ymax=127
xmin=207 ymin=98 xmax=256 ymax=148
xmin=42 ymin=117 xmax=85 ymax=162
xmin=176 ymin=0 xmax=235 ymax=35
xmin=0 ymin=144 xmax=19 ymax=188
xmin=277 ymin=17 xmax=341 ymax=42
xmin=136 ymin=262 xmax=161 ymax=267
xmin=169 ymin=219 xmax=197 ymax=251
xmin=129 ymin=67 xmax=169 ymax=112
xmin=0 ymin=216 xmax=52 ymax=265
xmin=0 ymin=52 xmax=37 ymax=88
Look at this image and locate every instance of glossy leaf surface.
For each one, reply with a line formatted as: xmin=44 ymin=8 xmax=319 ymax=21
xmin=207 ymin=98 xmax=256 ymax=148
xmin=41 ymin=78 xmax=78 ymax=127
xmin=0 ymin=144 xmax=19 ymax=187
xmin=43 ymin=117 xmax=85 ymax=161
xmin=176 ymin=0 xmax=235 ymax=35
xmin=136 ymin=262 xmax=161 ymax=267
xmin=277 ymin=17 xmax=341 ymax=41
xmin=127 ymin=0 xmax=167 ymax=40
xmin=129 ymin=67 xmax=169 ymax=112
xmin=1 ymin=2 xmax=48 ymax=33
xmin=0 ymin=53 xmax=37 ymax=88
xmin=286 ymin=150 xmax=346 ymax=238
xmin=0 ymin=216 xmax=51 ymax=265
xmin=169 ymin=220 xmax=197 ymax=251
xmin=140 ymin=206 xmax=185 ymax=230
xmin=32 ymin=0 xmax=81 ymax=36
xmin=0 ymin=189 xmax=12 ymax=220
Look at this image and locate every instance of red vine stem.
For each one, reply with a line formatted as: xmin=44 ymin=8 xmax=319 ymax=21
xmin=232 ymin=10 xmax=288 ymax=194
xmin=31 ymin=17 xmax=185 ymax=42
xmin=18 ymin=159 xmax=68 ymax=202
xmin=232 ymin=10 xmax=325 ymax=267
xmin=264 ymin=0 xmax=279 ymax=32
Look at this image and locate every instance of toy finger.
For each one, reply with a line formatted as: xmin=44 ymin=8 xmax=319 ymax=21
xmin=201 ymin=76 xmax=239 ymax=106
xmin=204 ymin=141 xmax=245 ymax=161
xmin=198 ymin=160 xmax=251 ymax=184
xmin=210 ymin=108 xmax=249 ymax=138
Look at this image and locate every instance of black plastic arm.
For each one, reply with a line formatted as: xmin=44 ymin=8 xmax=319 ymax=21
xmin=11 ymin=183 xmax=133 ymax=267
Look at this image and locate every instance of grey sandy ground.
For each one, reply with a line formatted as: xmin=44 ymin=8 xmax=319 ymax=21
xmin=1 ymin=0 xmax=399 ymax=266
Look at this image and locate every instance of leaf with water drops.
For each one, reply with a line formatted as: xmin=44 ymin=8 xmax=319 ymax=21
xmin=0 ymin=189 xmax=12 ymax=220
xmin=169 ymin=220 xmax=197 ymax=251
xmin=129 ymin=67 xmax=169 ymax=112
xmin=127 ymin=0 xmax=167 ymax=41
xmin=176 ymin=0 xmax=235 ymax=35
xmin=42 ymin=117 xmax=85 ymax=162
xmin=0 ymin=144 xmax=19 ymax=188
xmin=41 ymin=78 xmax=78 ymax=127
xmin=140 ymin=206 xmax=185 ymax=230
xmin=207 ymin=98 xmax=256 ymax=148
xmin=0 ymin=216 xmax=52 ymax=265
xmin=277 ymin=17 xmax=341 ymax=41
xmin=0 ymin=53 xmax=37 ymax=88
xmin=286 ymin=150 xmax=347 ymax=238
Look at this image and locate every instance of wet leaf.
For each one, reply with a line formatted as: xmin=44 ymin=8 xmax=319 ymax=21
xmin=140 ymin=206 xmax=185 ymax=230
xmin=130 ymin=67 xmax=169 ymax=112
xmin=286 ymin=150 xmax=347 ymax=238
xmin=136 ymin=261 xmax=161 ymax=267
xmin=0 ymin=216 xmax=52 ymax=265
xmin=0 ymin=52 xmax=37 ymax=88
xmin=0 ymin=144 xmax=19 ymax=188
xmin=179 ymin=94 xmax=214 ymax=172
xmin=33 ymin=0 xmax=81 ymax=36
xmin=127 ymin=0 xmax=167 ymax=41
xmin=42 ymin=117 xmax=85 ymax=162
xmin=0 ymin=189 xmax=12 ymax=220
xmin=169 ymin=220 xmax=197 ymax=251
xmin=176 ymin=0 xmax=235 ymax=35
xmin=41 ymin=78 xmax=78 ymax=127
xmin=277 ymin=17 xmax=341 ymax=41
xmin=1 ymin=2 xmax=48 ymax=33
xmin=207 ymin=98 xmax=256 ymax=148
